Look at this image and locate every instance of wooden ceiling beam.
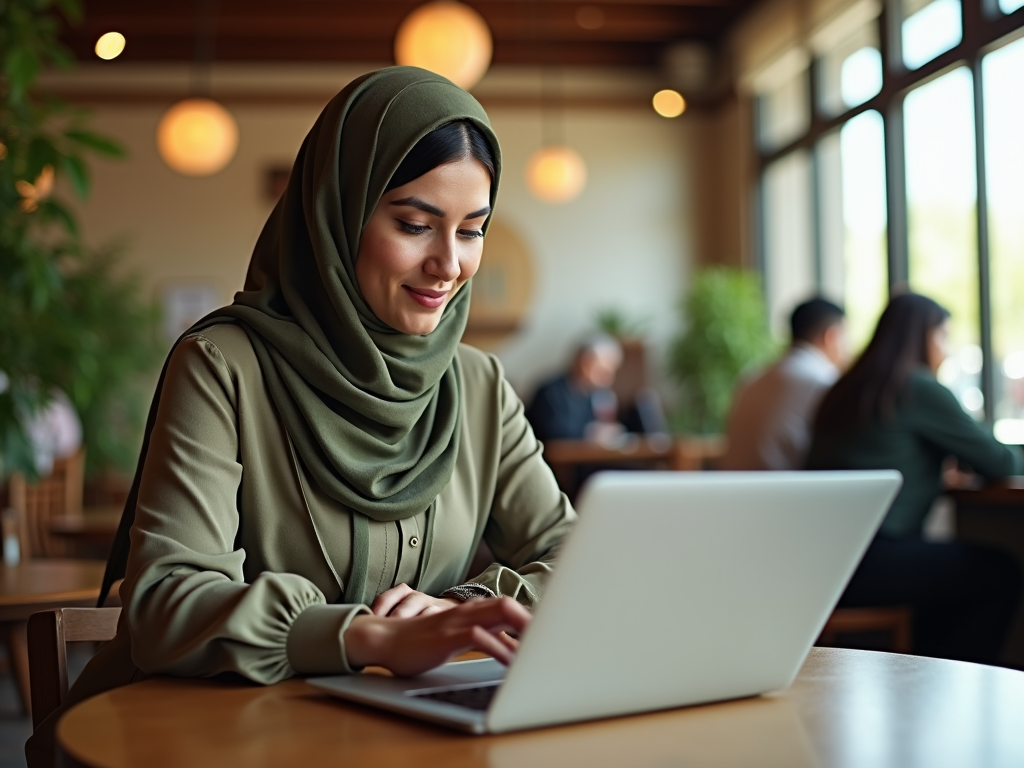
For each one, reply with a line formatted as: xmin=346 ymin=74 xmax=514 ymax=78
xmin=61 ymin=0 xmax=750 ymax=68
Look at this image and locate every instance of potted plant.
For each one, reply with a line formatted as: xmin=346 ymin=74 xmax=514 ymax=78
xmin=1 ymin=0 xmax=161 ymax=481
xmin=668 ymin=267 xmax=778 ymax=435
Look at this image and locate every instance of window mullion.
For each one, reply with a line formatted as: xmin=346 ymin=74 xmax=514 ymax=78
xmin=971 ymin=55 xmax=995 ymax=424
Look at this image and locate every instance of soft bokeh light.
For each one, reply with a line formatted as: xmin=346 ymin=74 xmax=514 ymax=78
xmin=16 ymin=165 xmax=55 ymax=212
xmin=394 ymin=1 xmax=492 ymax=89
xmin=652 ymin=89 xmax=686 ymax=118
xmin=157 ymin=98 xmax=239 ymax=177
xmin=526 ymin=146 xmax=587 ymax=204
xmin=94 ymin=31 xmax=126 ymax=60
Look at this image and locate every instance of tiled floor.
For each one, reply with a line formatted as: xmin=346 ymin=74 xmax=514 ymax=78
xmin=0 ymin=646 xmax=93 ymax=768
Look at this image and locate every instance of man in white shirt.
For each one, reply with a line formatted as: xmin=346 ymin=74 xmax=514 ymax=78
xmin=721 ymin=298 xmax=848 ymax=471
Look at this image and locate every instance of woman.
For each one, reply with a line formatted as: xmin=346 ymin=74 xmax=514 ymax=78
xmin=807 ymin=292 xmax=1022 ymax=664
xmin=27 ymin=67 xmax=575 ymax=765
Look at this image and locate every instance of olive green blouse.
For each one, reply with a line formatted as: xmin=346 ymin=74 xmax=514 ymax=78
xmin=26 ymin=324 xmax=575 ymax=767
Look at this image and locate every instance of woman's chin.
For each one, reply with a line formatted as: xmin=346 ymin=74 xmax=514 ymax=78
xmin=393 ymin=312 xmax=443 ymax=336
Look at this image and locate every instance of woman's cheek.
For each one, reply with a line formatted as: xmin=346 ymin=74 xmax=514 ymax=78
xmin=459 ymin=245 xmax=484 ymax=282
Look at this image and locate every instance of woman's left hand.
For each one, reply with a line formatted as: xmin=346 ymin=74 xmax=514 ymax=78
xmin=371 ymin=583 xmax=460 ymax=618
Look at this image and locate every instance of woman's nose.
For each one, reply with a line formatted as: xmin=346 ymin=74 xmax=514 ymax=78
xmin=426 ymin=236 xmax=461 ymax=282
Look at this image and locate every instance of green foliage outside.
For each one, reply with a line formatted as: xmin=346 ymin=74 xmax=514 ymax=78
xmin=1 ymin=0 xmax=161 ymax=480
xmin=668 ymin=267 xmax=779 ymax=435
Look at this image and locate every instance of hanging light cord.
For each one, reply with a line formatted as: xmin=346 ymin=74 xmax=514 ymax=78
xmin=191 ymin=0 xmax=220 ymax=97
xmin=537 ymin=0 xmax=565 ymax=147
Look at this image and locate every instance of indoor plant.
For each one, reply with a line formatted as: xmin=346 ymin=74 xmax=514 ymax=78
xmin=1 ymin=0 xmax=160 ymax=479
xmin=668 ymin=267 xmax=778 ymax=435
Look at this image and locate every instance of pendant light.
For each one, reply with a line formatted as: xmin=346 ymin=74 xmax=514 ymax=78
xmin=157 ymin=1 xmax=238 ymax=177
xmin=526 ymin=4 xmax=587 ymax=205
xmin=395 ymin=1 xmax=493 ymax=89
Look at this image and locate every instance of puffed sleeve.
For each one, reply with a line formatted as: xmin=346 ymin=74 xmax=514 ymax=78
xmin=123 ymin=333 xmax=368 ymax=684
xmin=464 ymin=368 xmax=577 ymax=606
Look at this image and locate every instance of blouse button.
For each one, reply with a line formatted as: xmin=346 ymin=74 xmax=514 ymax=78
xmin=409 ymin=536 xmax=420 ymax=548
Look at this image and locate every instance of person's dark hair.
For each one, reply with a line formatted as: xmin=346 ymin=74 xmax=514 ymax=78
xmin=790 ymin=297 xmax=845 ymax=344
xmin=385 ymin=120 xmax=496 ymax=192
xmin=814 ymin=292 xmax=950 ymax=434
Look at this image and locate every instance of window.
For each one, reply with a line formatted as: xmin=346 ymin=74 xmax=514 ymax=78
xmin=818 ymin=24 xmax=883 ymax=116
xmin=753 ymin=0 xmax=1024 ymax=436
xmin=762 ymin=151 xmax=816 ymax=334
xmin=904 ymin=67 xmax=982 ymax=416
xmin=757 ymin=54 xmax=811 ymax=152
xmin=983 ymin=36 xmax=1024 ymax=442
xmin=902 ymin=0 xmax=963 ymax=69
xmin=817 ymin=111 xmax=889 ymax=350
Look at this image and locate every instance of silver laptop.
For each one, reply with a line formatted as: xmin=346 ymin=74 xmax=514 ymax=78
xmin=309 ymin=470 xmax=901 ymax=734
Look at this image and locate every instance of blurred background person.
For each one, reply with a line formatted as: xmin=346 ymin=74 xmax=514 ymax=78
xmin=721 ymin=297 xmax=848 ymax=471
xmin=808 ymin=293 xmax=1023 ymax=665
xmin=526 ymin=335 xmax=624 ymax=444
xmin=24 ymin=390 xmax=83 ymax=476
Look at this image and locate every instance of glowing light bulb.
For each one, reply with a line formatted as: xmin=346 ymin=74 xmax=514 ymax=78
xmin=526 ymin=146 xmax=587 ymax=204
xmin=157 ymin=98 xmax=239 ymax=177
xmin=652 ymin=89 xmax=686 ymax=118
xmin=95 ymin=32 xmax=126 ymax=60
xmin=395 ymin=1 xmax=493 ymax=89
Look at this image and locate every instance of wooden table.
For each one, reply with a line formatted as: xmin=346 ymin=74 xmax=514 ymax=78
xmin=0 ymin=559 xmax=106 ymax=713
xmin=57 ymin=647 xmax=1024 ymax=768
xmin=48 ymin=507 xmax=122 ymax=560
xmin=543 ymin=436 xmax=726 ymax=497
xmin=946 ymin=475 xmax=1024 ymax=507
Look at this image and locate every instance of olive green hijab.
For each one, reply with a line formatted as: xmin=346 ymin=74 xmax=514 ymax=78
xmin=100 ymin=67 xmax=502 ymax=606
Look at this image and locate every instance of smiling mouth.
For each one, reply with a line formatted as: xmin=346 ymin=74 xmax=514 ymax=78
xmin=403 ymin=285 xmax=449 ymax=309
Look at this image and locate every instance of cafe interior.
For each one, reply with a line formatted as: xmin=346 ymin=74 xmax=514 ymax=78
xmin=2 ymin=0 xmax=1024 ymax=765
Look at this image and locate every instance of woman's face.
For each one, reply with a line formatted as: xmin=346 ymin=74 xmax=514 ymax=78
xmin=356 ymin=157 xmax=491 ymax=335
xmin=927 ymin=319 xmax=951 ymax=373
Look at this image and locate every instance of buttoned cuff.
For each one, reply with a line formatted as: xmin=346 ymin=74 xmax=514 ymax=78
xmin=286 ymin=603 xmax=371 ymax=675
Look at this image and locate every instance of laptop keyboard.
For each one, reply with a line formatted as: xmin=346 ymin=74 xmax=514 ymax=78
xmin=409 ymin=683 xmax=500 ymax=711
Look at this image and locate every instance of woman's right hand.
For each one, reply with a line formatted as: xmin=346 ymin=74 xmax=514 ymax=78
xmin=344 ymin=596 xmax=530 ymax=677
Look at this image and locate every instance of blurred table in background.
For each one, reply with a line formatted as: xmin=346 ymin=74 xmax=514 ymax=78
xmin=0 ymin=559 xmax=106 ymax=713
xmin=947 ymin=476 xmax=1024 ymax=669
xmin=542 ymin=436 xmax=726 ymax=500
xmin=48 ymin=506 xmax=121 ymax=561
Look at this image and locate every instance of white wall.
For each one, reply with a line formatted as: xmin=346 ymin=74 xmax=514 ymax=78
xmin=65 ymin=65 xmax=695 ymax=400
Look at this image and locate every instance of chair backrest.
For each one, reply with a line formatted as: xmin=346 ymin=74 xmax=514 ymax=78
xmin=8 ymin=448 xmax=85 ymax=558
xmin=27 ymin=607 xmax=121 ymax=730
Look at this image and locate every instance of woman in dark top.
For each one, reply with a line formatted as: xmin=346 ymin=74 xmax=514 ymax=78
xmin=807 ymin=293 xmax=1023 ymax=664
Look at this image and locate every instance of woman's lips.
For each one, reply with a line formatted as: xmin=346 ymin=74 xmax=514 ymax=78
xmin=403 ymin=285 xmax=449 ymax=309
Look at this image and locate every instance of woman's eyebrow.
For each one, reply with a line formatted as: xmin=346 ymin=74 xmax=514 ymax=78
xmin=391 ymin=197 xmax=491 ymax=221
xmin=391 ymin=196 xmax=444 ymax=217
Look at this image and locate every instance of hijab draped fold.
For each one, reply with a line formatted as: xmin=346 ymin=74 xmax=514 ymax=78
xmin=100 ymin=67 xmax=502 ymax=607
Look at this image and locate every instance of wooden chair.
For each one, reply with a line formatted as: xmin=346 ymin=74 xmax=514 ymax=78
xmin=8 ymin=448 xmax=86 ymax=558
xmin=27 ymin=607 xmax=121 ymax=730
xmin=818 ymin=606 xmax=912 ymax=653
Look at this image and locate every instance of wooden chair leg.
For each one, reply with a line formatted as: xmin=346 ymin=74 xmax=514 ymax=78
xmin=2 ymin=621 xmax=32 ymax=714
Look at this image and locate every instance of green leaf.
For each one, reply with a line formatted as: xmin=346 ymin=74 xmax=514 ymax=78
xmin=26 ymin=136 xmax=60 ymax=176
xmin=62 ymin=154 xmax=90 ymax=198
xmin=5 ymin=46 xmax=41 ymax=102
xmin=53 ymin=0 xmax=84 ymax=24
xmin=64 ymin=130 xmax=126 ymax=159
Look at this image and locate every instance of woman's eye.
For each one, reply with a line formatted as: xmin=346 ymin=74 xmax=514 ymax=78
xmin=397 ymin=220 xmax=428 ymax=235
xmin=458 ymin=229 xmax=484 ymax=240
